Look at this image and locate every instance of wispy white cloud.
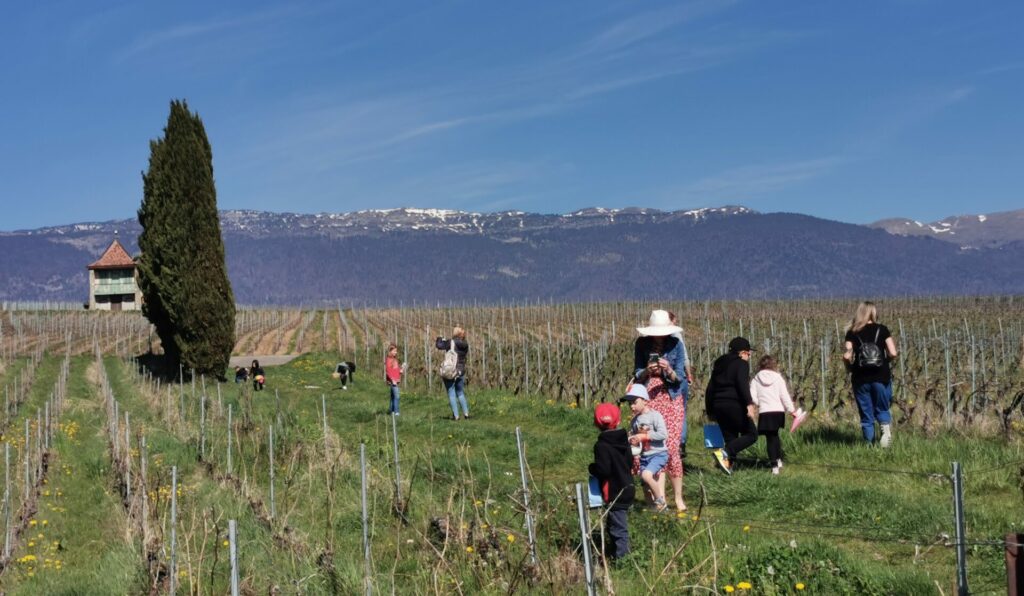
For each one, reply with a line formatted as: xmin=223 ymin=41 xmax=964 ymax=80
xmin=655 ymin=83 xmax=976 ymax=209
xmin=237 ymin=1 xmax=761 ymax=172
xmin=847 ymin=85 xmax=974 ymax=155
xmin=979 ymin=62 xmax=1024 ymax=76
xmin=568 ymin=0 xmax=737 ymax=61
xmin=115 ymin=3 xmax=322 ymax=61
xmin=671 ymin=157 xmax=846 ymax=204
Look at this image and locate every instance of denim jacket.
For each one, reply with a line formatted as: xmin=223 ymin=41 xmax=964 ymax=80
xmin=633 ymin=336 xmax=688 ymax=400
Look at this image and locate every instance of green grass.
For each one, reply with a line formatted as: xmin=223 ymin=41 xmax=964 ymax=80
xmin=101 ymin=355 xmax=328 ymax=594
xmin=3 ymin=357 xmax=146 ymax=594
xmin=3 ymin=351 xmax=1020 ymax=594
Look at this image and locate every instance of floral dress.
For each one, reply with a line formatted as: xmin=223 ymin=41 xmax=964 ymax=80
xmin=644 ymin=376 xmax=684 ymax=478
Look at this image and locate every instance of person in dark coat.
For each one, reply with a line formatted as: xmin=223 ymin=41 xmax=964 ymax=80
xmin=588 ymin=402 xmax=634 ymax=560
xmin=436 ymin=327 xmax=470 ymax=420
xmin=250 ymin=359 xmax=266 ymax=392
xmin=335 ymin=360 xmax=356 ymax=390
xmin=705 ymin=337 xmax=757 ymax=475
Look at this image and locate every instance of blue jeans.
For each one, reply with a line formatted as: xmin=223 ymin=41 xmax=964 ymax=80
xmin=444 ymin=376 xmax=469 ymax=418
xmin=679 ymin=388 xmax=690 ymax=447
xmin=389 ymin=385 xmax=400 ymax=414
xmin=853 ymin=382 xmax=892 ymax=442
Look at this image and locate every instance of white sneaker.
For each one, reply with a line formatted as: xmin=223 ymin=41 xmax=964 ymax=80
xmin=771 ymin=465 xmax=781 ymax=476
xmin=879 ymin=424 xmax=892 ymax=448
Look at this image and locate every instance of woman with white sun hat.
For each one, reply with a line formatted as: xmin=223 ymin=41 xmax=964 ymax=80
xmin=632 ymin=309 xmax=688 ymax=512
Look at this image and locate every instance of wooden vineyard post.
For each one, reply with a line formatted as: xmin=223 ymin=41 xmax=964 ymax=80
xmin=515 ymin=427 xmax=537 ymax=564
xmin=391 ymin=413 xmax=402 ymax=506
xmin=269 ymin=425 xmax=276 ymax=520
xmin=574 ymin=482 xmax=596 ymax=596
xmin=200 ymin=391 xmax=206 ymax=461
xmin=321 ymin=394 xmax=329 ymax=449
xmin=227 ymin=404 xmax=233 ymax=476
xmin=140 ymin=435 xmax=148 ymax=545
xmin=229 ymin=519 xmax=240 ymax=596
xmin=1007 ymin=533 xmax=1024 ymax=595
xmin=124 ymin=412 xmax=131 ymax=503
xmin=170 ymin=465 xmax=178 ymax=595
xmin=360 ymin=443 xmax=372 ymax=595
xmin=951 ymin=462 xmax=968 ymax=596
xmin=3 ymin=443 xmax=10 ymax=560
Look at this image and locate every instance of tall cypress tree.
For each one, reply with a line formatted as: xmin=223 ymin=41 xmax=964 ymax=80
xmin=137 ymin=100 xmax=235 ymax=379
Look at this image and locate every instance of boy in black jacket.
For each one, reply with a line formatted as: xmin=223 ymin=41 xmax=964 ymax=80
xmin=588 ymin=402 xmax=635 ymax=560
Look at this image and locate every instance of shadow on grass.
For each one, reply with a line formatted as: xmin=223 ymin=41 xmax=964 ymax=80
xmin=799 ymin=425 xmax=864 ymax=446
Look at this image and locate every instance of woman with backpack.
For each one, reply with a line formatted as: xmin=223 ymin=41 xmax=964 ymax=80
xmin=843 ymin=301 xmax=899 ymax=447
xmin=436 ymin=327 xmax=470 ymax=420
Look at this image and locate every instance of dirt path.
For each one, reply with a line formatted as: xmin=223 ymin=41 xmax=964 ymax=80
xmin=228 ymin=354 xmax=300 ymax=368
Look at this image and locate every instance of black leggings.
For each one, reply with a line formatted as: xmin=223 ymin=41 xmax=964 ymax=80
xmin=759 ymin=412 xmax=785 ymax=465
xmin=711 ymin=402 xmax=757 ymax=460
xmin=762 ymin=430 xmax=781 ymax=464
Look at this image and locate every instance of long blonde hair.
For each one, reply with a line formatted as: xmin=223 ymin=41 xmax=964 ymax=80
xmin=453 ymin=326 xmax=466 ymax=339
xmin=849 ymin=301 xmax=878 ymax=332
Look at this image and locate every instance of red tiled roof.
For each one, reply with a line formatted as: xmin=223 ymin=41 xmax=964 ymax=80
xmin=88 ymin=239 xmax=136 ymax=270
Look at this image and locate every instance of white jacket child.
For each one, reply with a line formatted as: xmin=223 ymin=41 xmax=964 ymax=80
xmin=749 ymin=370 xmax=795 ymax=414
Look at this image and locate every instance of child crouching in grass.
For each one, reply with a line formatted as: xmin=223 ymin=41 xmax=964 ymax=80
xmin=589 ymin=402 xmax=635 ymax=560
xmin=622 ymin=384 xmax=669 ymax=511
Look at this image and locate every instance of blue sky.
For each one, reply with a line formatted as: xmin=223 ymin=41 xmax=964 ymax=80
xmin=1 ymin=1 xmax=1022 ymax=230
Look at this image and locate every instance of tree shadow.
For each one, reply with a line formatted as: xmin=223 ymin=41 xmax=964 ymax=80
xmin=798 ymin=426 xmax=864 ymax=446
xmin=134 ymin=352 xmax=182 ymax=382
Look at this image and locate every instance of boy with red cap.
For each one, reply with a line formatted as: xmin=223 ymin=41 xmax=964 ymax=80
xmin=588 ymin=402 xmax=635 ymax=560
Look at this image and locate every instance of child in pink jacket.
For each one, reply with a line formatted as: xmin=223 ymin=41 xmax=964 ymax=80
xmin=750 ymin=355 xmax=796 ymax=475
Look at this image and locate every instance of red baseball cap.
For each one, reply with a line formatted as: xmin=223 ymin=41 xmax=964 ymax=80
xmin=594 ymin=403 xmax=621 ymax=430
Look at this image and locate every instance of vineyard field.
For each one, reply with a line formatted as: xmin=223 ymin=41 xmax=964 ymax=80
xmin=0 ymin=297 xmax=1021 ymax=594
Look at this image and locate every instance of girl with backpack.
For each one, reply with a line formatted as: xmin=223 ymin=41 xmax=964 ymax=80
xmin=436 ymin=327 xmax=470 ymax=420
xmin=843 ymin=302 xmax=899 ymax=447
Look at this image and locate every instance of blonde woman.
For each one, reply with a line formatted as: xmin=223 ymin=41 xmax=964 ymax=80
xmin=842 ymin=302 xmax=899 ymax=447
xmin=436 ymin=327 xmax=470 ymax=420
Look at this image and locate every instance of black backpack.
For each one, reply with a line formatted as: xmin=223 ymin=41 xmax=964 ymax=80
xmin=855 ymin=328 xmax=884 ymax=369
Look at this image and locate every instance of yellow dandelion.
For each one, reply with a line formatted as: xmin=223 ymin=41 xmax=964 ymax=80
xmin=691 ymin=515 xmax=699 ymax=521
xmin=28 ymin=520 xmax=37 ymax=527
xmin=465 ymin=546 xmax=474 ymax=553
xmin=28 ymin=541 xmax=35 ymax=547
xmin=506 ymin=534 xmax=516 ymax=543
xmin=742 ymin=525 xmax=750 ymax=532
xmin=223 ymin=540 xmax=230 ymax=547
xmin=737 ymin=581 xmax=752 ymax=590
xmin=795 ymin=583 xmax=805 ymax=590
xmin=41 ymin=520 xmax=48 ymax=526
xmin=724 ymin=586 xmax=734 ymax=593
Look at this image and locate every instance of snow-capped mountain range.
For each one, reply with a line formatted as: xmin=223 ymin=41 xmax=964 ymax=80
xmin=2 ymin=205 xmax=1022 ymax=304
xmin=869 ymin=208 xmax=1024 ymax=248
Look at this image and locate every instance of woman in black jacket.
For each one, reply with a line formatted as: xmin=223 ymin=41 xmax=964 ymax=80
xmin=436 ymin=327 xmax=470 ymax=420
xmin=705 ymin=337 xmax=757 ymax=474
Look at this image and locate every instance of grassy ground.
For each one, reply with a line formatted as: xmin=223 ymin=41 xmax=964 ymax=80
xmin=159 ymin=352 xmax=1024 ymax=594
xmin=3 ymin=356 xmax=145 ymax=594
xmin=3 ymin=352 xmax=1021 ymax=594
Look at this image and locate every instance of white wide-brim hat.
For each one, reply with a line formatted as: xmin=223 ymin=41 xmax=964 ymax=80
xmin=636 ymin=309 xmax=683 ymax=337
